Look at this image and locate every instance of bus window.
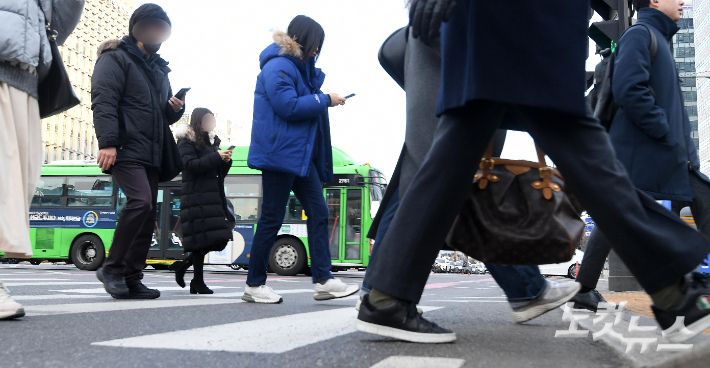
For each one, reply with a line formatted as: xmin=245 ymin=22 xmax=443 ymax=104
xmin=345 ymin=189 xmax=362 ymax=260
xmin=66 ymin=176 xmax=114 ymax=207
xmin=225 ymin=175 xmax=262 ymax=221
xmin=167 ymin=188 xmax=183 ymax=251
xmin=284 ymin=196 xmax=304 ymax=222
xmin=151 ymin=189 xmax=164 ymax=251
xmin=228 ymin=197 xmax=259 ymax=221
xmin=326 ymin=189 xmax=340 ymax=260
xmin=32 ymin=176 xmax=65 ymax=207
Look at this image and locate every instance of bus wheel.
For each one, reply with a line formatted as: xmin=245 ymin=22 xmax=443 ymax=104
xmin=30 ymin=260 xmax=42 ymax=265
xmin=268 ymin=238 xmax=306 ymax=276
xmin=71 ymin=235 xmax=105 ymax=271
xmin=151 ymin=265 xmax=170 ymax=270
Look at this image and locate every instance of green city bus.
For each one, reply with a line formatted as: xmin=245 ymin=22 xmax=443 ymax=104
xmin=0 ymin=147 xmax=387 ymax=276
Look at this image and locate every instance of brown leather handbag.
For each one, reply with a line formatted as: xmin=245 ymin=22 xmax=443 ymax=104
xmin=446 ymin=143 xmax=584 ymax=265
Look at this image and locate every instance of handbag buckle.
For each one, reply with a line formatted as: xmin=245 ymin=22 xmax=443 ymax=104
xmin=479 ymin=159 xmax=495 ymax=170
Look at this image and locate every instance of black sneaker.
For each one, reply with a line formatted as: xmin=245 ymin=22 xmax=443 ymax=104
xmin=96 ymin=267 xmax=129 ymax=296
xmin=355 ymin=294 xmax=455 ymax=343
xmin=570 ymin=288 xmax=607 ymax=312
xmin=652 ymin=272 xmax=710 ymax=343
xmin=113 ymin=283 xmax=161 ymax=300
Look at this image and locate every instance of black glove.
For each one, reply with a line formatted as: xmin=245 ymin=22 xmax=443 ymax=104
xmin=409 ymin=0 xmax=458 ymax=47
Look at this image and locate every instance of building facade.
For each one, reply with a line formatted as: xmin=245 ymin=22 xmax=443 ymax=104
xmin=674 ymin=2 xmax=699 ymax=153
xmin=697 ymin=0 xmax=710 ymax=175
xmin=42 ymin=0 xmax=135 ymax=163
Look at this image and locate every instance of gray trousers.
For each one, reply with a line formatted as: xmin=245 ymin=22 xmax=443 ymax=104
xmin=577 ymin=170 xmax=710 ymax=289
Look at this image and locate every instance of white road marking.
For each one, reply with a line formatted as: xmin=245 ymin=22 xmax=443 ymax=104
xmin=3 ymin=282 xmax=103 ymax=287
xmin=428 ymin=300 xmax=508 ymax=303
xmin=25 ymin=298 xmax=243 ymax=316
xmin=370 ymin=356 xmax=465 ymax=368
xmin=174 ymin=289 xmax=315 ymax=298
xmin=13 ymin=294 xmax=112 ymax=301
xmin=51 ymin=286 xmax=241 ymax=294
xmin=92 ymin=306 xmax=444 ymax=353
xmin=0 ymin=278 xmax=69 ymax=281
xmin=454 ymin=297 xmax=507 ymax=299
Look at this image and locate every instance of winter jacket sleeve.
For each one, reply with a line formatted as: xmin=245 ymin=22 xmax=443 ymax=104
xmin=164 ymin=86 xmax=185 ymax=125
xmin=612 ymin=27 xmax=670 ymax=140
xmin=178 ymin=140 xmax=223 ymax=176
xmin=91 ymin=52 xmax=125 ymax=149
xmin=50 ymin=0 xmax=85 ymax=46
xmin=220 ymin=159 xmax=233 ymax=177
xmin=262 ymin=61 xmax=329 ymax=121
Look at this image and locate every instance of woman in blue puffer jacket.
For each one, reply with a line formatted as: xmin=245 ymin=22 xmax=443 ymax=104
xmin=244 ymin=15 xmax=359 ymax=304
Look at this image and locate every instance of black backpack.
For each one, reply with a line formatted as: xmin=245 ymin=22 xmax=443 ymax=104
xmin=592 ymin=24 xmax=658 ymax=131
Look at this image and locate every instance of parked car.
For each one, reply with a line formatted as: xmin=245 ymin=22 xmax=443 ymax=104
xmin=433 ymin=258 xmax=450 ymax=273
xmin=538 ymin=249 xmax=584 ymax=278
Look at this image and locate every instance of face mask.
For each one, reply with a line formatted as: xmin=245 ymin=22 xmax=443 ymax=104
xmin=143 ymin=43 xmax=162 ymax=54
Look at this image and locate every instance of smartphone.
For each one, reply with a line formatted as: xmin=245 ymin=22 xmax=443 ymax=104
xmin=344 ymin=93 xmax=356 ymax=99
xmin=174 ymin=87 xmax=191 ymax=100
xmin=227 ymin=145 xmax=236 ymax=151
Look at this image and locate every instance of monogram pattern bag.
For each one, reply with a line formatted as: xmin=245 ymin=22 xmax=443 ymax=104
xmin=446 ymin=142 xmax=584 ymax=265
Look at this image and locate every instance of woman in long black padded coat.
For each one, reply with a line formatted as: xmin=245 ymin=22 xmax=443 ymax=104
xmin=173 ymin=108 xmax=234 ymax=294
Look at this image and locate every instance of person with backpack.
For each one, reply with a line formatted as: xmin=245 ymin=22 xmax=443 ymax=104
xmin=571 ymin=0 xmax=710 ymax=312
xmin=356 ymin=0 xmax=710 ymax=344
xmin=244 ymin=15 xmax=359 ymax=304
xmin=0 ymin=0 xmax=85 ymax=321
xmin=91 ymin=4 xmax=185 ymax=299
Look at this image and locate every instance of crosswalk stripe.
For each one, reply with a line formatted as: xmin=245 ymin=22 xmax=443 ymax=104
xmin=4 ymin=282 xmax=103 ymax=287
xmin=174 ymin=289 xmax=316 ymax=298
xmin=51 ymin=286 xmax=241 ymax=294
xmin=92 ymin=306 xmax=445 ymax=353
xmin=13 ymin=294 xmax=112 ymax=301
xmin=0 ymin=278 xmax=69 ymax=281
xmin=25 ymin=298 xmax=243 ymax=316
xmin=370 ymin=356 xmax=465 ymax=368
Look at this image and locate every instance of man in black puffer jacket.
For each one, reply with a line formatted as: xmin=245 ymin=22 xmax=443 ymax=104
xmin=91 ymin=4 xmax=185 ymax=299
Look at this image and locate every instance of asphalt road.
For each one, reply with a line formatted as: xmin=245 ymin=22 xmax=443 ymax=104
xmin=0 ymin=264 xmax=629 ymax=368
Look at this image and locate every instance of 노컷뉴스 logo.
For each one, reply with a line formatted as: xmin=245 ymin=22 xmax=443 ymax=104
xmin=83 ymin=211 xmax=99 ymax=228
xmin=697 ymin=295 xmax=710 ymax=310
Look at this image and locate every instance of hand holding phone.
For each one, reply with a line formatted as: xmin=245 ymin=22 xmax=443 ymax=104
xmin=174 ymin=87 xmax=191 ymax=100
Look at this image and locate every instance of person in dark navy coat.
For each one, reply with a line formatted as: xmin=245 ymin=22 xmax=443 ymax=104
xmin=574 ymin=1 xmax=710 ymax=311
xmin=356 ymin=0 xmax=710 ymax=344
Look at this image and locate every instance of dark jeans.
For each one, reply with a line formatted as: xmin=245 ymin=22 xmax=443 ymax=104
xmin=365 ymin=101 xmax=710 ymax=303
xmin=246 ymin=161 xmax=333 ymax=286
xmin=103 ymin=162 xmax=159 ymax=287
xmin=577 ymin=170 xmax=710 ymax=289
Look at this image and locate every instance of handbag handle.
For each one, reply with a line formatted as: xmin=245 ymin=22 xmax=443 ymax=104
xmin=478 ymin=138 xmax=559 ymax=199
xmin=481 ymin=140 xmax=548 ymax=168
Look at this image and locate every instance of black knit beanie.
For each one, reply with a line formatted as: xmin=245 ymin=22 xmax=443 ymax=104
xmin=129 ymin=3 xmax=172 ymax=38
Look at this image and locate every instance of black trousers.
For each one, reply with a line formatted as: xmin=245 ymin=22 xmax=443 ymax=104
xmin=577 ymin=170 xmax=710 ymax=289
xmin=103 ymin=162 xmax=159 ymax=287
xmin=364 ymin=101 xmax=710 ymax=303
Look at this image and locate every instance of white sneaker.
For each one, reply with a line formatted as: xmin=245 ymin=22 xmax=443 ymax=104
xmin=0 ymin=280 xmax=25 ymax=320
xmin=242 ymin=285 xmax=283 ymax=304
xmin=314 ymin=279 xmax=359 ymax=301
xmin=511 ymin=281 xmax=581 ymax=323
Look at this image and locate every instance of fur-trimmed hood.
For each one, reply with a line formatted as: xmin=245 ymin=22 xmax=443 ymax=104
xmin=272 ymin=31 xmax=302 ymax=59
xmin=174 ymin=125 xmax=217 ymax=143
xmin=97 ymin=39 xmax=121 ymax=57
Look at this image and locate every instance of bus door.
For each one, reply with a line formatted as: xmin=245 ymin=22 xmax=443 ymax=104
xmin=148 ymin=185 xmax=185 ymax=260
xmin=325 ymin=187 xmax=365 ymax=265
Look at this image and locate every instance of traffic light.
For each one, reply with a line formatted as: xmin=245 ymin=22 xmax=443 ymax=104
xmin=589 ymin=0 xmax=634 ymax=50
